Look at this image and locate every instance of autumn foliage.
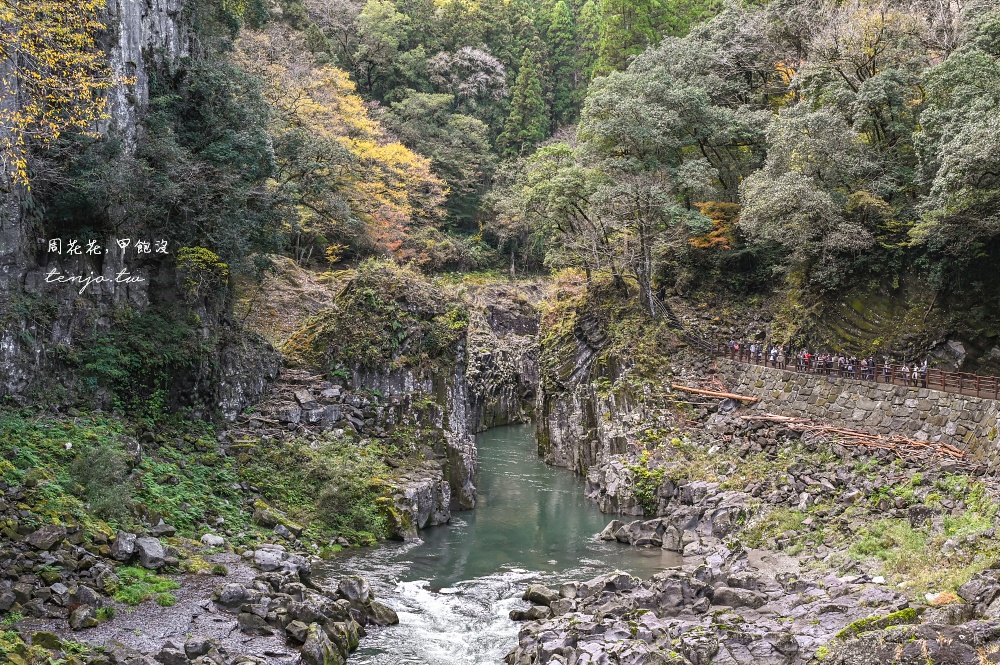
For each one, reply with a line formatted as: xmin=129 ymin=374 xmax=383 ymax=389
xmin=689 ymin=202 xmax=740 ymax=250
xmin=0 ymin=0 xmax=114 ymax=185
xmin=235 ymin=27 xmax=446 ymax=266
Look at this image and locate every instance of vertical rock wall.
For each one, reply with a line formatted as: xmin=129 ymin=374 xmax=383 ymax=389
xmin=351 ymin=360 xmax=479 ymax=510
xmin=105 ymin=0 xmax=191 ymax=152
xmin=350 ymin=301 xmax=541 ymax=512
xmin=0 ymin=0 xmax=278 ymax=418
xmin=536 ymin=310 xmax=653 ymax=475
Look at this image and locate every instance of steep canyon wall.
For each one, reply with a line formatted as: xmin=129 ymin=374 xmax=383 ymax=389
xmin=0 ymin=0 xmax=278 ymax=418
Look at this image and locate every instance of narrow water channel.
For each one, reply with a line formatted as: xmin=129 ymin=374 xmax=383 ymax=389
xmin=319 ymin=424 xmax=680 ymax=664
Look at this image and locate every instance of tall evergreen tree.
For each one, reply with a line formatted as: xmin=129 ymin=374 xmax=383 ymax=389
xmin=577 ymin=0 xmax=602 ymax=78
xmin=498 ymin=51 xmax=550 ymax=157
xmin=594 ymin=0 xmax=661 ymax=75
xmin=545 ymin=0 xmax=581 ymax=127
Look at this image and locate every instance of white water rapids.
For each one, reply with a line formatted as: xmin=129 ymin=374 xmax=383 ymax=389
xmin=317 ymin=425 xmax=684 ymax=664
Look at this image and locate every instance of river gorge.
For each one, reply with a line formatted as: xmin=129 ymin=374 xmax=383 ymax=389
xmin=323 ymin=424 xmax=680 ymax=664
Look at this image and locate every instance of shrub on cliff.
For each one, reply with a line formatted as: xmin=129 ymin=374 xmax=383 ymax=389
xmin=283 ymin=259 xmax=469 ymax=373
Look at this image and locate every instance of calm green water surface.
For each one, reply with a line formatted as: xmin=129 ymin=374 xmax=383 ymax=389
xmin=319 ymin=424 xmax=679 ymax=664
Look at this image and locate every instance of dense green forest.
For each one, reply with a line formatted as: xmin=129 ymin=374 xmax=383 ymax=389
xmin=11 ymin=0 xmax=1000 ymax=347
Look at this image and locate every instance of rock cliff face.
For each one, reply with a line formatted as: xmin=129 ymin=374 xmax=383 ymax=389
xmin=104 ymin=0 xmax=191 ymax=152
xmin=324 ymin=290 xmax=540 ymax=514
xmin=352 ymin=362 xmax=479 ymax=511
xmin=536 ymin=309 xmax=626 ymax=474
xmin=466 ymin=285 xmax=540 ymax=432
xmin=535 ymin=303 xmax=688 ymax=476
xmin=0 ymin=0 xmax=278 ymax=419
xmin=249 ymin=276 xmax=540 ymax=521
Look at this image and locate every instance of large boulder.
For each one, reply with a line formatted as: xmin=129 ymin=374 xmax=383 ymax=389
xmin=237 ymin=612 xmax=274 ymax=636
xmin=200 ymin=533 xmax=225 ymax=547
xmin=184 ymin=636 xmax=216 ymax=659
xmin=31 ymin=632 xmax=61 ymax=650
xmin=135 ymin=536 xmax=166 ymax=570
xmin=337 ymin=576 xmax=373 ymax=605
xmin=213 ymin=583 xmax=248 ymax=611
xmin=365 ymin=600 xmax=399 ymax=626
xmin=510 ymin=606 xmax=552 ymax=621
xmin=599 ymin=520 xmax=624 ymax=541
xmin=252 ymin=546 xmax=311 ymax=582
xmin=68 ymin=605 xmax=98 ymax=630
xmin=253 ymin=548 xmax=284 ymax=572
xmin=522 ymin=584 xmax=560 ymax=606
xmin=679 ymin=627 xmax=720 ymax=665
xmin=150 ymin=520 xmax=176 ymax=538
xmin=111 ymin=531 xmax=137 ymax=561
xmin=26 ymin=524 xmax=66 ymax=551
xmin=711 ymin=587 xmax=767 ymax=609
xmin=153 ymin=647 xmax=187 ymax=665
xmin=72 ymin=585 xmax=101 ymax=609
xmin=285 ymin=620 xmax=310 ymax=643
xmin=958 ymin=571 xmax=1000 ymax=616
xmin=300 ymin=623 xmax=346 ymax=665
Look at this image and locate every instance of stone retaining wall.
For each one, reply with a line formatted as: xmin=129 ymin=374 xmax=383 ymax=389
xmin=716 ymin=359 xmax=1000 ymax=467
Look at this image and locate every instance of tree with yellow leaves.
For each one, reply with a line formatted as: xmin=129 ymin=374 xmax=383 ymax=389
xmin=0 ymin=0 xmax=114 ymax=187
xmin=235 ymin=26 xmax=446 ymax=266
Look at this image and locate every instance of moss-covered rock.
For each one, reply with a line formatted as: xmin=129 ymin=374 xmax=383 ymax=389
xmin=834 ymin=608 xmax=922 ymax=640
xmin=283 ymin=259 xmax=468 ymax=374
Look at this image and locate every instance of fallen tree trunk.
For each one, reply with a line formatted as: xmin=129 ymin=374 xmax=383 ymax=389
xmin=670 ymin=384 xmax=758 ymax=402
xmin=740 ymin=412 xmax=973 ymax=466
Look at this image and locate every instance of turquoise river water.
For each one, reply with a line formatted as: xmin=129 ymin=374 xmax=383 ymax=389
xmin=319 ymin=424 xmax=680 ymax=664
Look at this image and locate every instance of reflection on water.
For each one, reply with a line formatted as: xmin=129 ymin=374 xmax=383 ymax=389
xmin=319 ymin=424 xmax=686 ymax=664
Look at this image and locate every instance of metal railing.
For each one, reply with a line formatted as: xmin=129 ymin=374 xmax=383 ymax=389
xmin=648 ymin=297 xmax=1000 ymax=400
xmin=719 ymin=347 xmax=1000 ymax=400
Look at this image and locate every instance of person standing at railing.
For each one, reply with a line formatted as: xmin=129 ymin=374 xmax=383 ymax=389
xmin=777 ymin=346 xmax=786 ymax=369
xmin=883 ymin=356 xmax=892 ymax=383
xmin=920 ymin=359 xmax=928 ymax=388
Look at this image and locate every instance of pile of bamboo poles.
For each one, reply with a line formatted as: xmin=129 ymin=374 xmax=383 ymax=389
xmin=740 ymin=413 xmax=974 ymax=467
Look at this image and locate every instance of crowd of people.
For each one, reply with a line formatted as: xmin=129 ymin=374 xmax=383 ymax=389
xmin=725 ymin=341 xmax=931 ymax=387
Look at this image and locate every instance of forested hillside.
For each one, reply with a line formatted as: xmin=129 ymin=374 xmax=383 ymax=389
xmin=5 ymin=0 xmax=1000 ymax=373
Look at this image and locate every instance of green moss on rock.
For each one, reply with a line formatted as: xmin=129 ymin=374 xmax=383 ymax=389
xmin=283 ymin=259 xmax=468 ymax=373
xmin=834 ymin=608 xmax=921 ymax=640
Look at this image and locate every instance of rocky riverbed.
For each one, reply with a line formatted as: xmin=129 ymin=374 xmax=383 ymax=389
xmin=504 ymin=404 xmax=1000 ymax=665
xmin=1 ymin=523 xmax=397 ymax=664
xmin=507 ymin=553 xmax=1000 ymax=665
